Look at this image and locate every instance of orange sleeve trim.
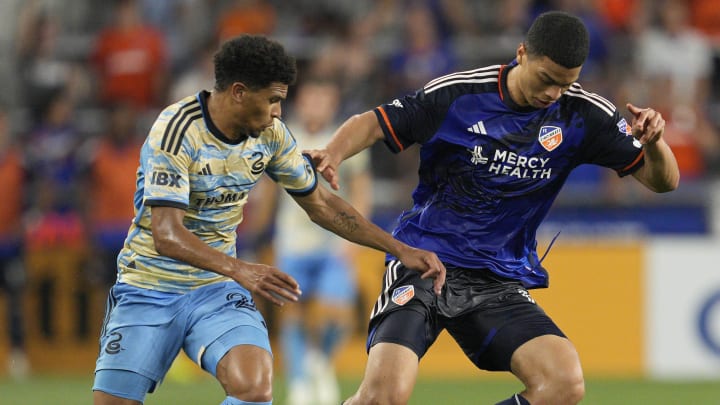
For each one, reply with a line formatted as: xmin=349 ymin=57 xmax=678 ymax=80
xmin=377 ymin=106 xmax=404 ymax=152
xmin=497 ymin=65 xmax=506 ymax=101
xmin=621 ymin=149 xmax=644 ymax=172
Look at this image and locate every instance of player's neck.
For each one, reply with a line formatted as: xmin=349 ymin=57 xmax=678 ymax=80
xmin=206 ymin=91 xmax=241 ymax=141
xmin=505 ymin=66 xmax=530 ymax=107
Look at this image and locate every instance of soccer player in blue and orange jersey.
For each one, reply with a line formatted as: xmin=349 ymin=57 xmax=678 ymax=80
xmin=309 ymin=11 xmax=680 ymax=405
xmin=91 ymin=35 xmax=445 ymax=405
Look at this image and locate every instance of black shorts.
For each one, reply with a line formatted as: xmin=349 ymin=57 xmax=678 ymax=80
xmin=366 ymin=260 xmax=565 ymax=371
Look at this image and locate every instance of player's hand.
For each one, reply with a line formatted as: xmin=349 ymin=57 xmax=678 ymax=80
xmin=232 ymin=261 xmax=301 ymax=306
xmin=304 ymin=148 xmax=341 ymax=191
xmin=395 ymin=246 xmax=446 ymax=295
xmin=627 ymin=103 xmax=665 ymax=145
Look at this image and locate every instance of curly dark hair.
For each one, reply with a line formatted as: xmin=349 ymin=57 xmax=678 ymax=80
xmin=213 ymin=35 xmax=297 ymax=91
xmin=525 ymin=11 xmax=589 ymax=69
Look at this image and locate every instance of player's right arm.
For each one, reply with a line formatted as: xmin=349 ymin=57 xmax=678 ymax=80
xmin=309 ymin=111 xmax=384 ymax=191
xmin=151 ymin=205 xmax=301 ymax=306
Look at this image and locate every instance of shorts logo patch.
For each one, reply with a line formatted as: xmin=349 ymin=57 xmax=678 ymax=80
xmin=538 ymin=126 xmax=562 ymax=151
xmin=617 ymin=118 xmax=633 ymax=136
xmin=391 ymin=285 xmax=415 ymax=306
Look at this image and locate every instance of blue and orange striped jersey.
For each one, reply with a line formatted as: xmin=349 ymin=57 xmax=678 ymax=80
xmin=374 ymin=61 xmax=644 ymax=289
xmin=117 ymin=91 xmax=316 ymax=292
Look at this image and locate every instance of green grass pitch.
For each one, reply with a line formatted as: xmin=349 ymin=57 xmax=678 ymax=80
xmin=1 ymin=374 xmax=719 ymax=404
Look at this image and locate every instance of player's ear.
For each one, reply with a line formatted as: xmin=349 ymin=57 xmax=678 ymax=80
xmin=517 ymin=43 xmax=526 ymax=65
xmin=231 ymin=82 xmax=247 ymax=102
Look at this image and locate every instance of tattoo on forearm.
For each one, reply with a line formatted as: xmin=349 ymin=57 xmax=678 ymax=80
xmin=334 ymin=212 xmax=359 ymax=233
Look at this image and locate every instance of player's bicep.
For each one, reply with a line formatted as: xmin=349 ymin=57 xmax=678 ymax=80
xmin=580 ymin=111 xmax=644 ymax=177
xmin=375 ymin=90 xmax=447 ymax=153
xmin=266 ymin=131 xmax=318 ymax=196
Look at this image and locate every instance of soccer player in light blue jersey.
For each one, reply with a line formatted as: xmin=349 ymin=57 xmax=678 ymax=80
xmin=309 ymin=11 xmax=680 ymax=405
xmin=271 ymin=79 xmax=372 ymax=405
xmin=91 ymin=35 xmax=446 ymax=405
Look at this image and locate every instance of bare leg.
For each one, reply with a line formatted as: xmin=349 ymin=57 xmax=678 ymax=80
xmin=216 ymin=345 xmax=274 ymax=402
xmin=510 ymin=335 xmax=585 ymax=405
xmin=345 ymin=342 xmax=419 ymax=405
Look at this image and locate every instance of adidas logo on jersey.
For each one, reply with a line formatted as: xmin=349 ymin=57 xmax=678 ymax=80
xmin=467 ymin=120 xmax=487 ymax=135
xmin=197 ymin=163 xmax=212 ymax=175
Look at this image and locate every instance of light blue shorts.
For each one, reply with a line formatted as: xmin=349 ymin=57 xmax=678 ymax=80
xmin=278 ymin=252 xmax=356 ymax=303
xmin=94 ymin=281 xmax=270 ymax=389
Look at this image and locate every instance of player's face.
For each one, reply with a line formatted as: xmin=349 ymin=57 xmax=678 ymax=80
xmin=515 ymin=45 xmax=581 ymax=109
xmin=234 ymin=82 xmax=288 ymax=137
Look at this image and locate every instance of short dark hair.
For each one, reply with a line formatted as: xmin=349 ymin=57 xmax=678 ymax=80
xmin=214 ymin=35 xmax=297 ymax=91
xmin=525 ymin=11 xmax=589 ymax=69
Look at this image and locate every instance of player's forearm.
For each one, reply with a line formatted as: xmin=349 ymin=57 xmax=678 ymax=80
xmin=637 ymin=139 xmax=680 ymax=192
xmin=304 ymin=191 xmax=407 ymax=258
xmin=327 ymin=111 xmax=384 ymax=162
xmin=153 ymin=223 xmax=240 ymax=278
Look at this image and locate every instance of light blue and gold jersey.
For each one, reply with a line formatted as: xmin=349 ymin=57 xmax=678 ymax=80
xmin=117 ymin=91 xmax=316 ymax=293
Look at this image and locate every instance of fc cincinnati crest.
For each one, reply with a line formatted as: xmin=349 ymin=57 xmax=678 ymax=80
xmin=391 ymin=285 xmax=415 ymax=306
xmin=538 ymin=126 xmax=563 ymax=151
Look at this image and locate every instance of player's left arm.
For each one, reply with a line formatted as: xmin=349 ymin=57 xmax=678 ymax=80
xmin=626 ymin=103 xmax=680 ymax=193
xmin=291 ymin=184 xmax=446 ymax=295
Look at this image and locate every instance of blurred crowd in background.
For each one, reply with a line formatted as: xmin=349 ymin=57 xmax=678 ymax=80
xmin=1 ymin=0 xmax=719 ymax=379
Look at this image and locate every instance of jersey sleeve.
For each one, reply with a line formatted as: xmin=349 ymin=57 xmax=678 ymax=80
xmin=141 ymin=108 xmax=195 ymax=209
xmin=579 ymin=106 xmax=645 ymax=177
xmin=373 ymin=88 xmax=450 ymax=153
xmin=266 ymin=120 xmax=317 ymax=196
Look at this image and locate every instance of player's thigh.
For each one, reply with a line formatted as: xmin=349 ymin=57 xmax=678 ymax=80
xmin=183 ymin=282 xmax=271 ymax=377
xmin=355 ymin=341 xmax=419 ymax=401
xmin=94 ymin=283 xmax=186 ymax=399
xmin=446 ymin=292 xmax=566 ymax=372
xmin=510 ymin=334 xmax=583 ymax=388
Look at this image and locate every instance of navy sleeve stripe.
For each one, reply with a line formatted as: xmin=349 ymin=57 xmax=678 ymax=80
xmin=161 ymin=104 xmax=202 ymax=155
xmin=144 ymin=199 xmax=188 ymax=210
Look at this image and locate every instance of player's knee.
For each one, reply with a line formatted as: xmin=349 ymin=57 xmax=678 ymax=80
xmin=222 ymin=367 xmax=273 ymax=402
xmin=539 ymin=367 xmax=585 ymax=405
xmin=355 ymin=380 xmax=413 ymax=405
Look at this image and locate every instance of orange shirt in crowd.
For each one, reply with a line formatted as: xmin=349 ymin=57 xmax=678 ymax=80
xmin=217 ymin=1 xmax=276 ymax=41
xmin=0 ymin=148 xmax=24 ymax=239
xmin=91 ymin=25 xmax=167 ymax=109
xmin=88 ymin=139 xmax=142 ymax=230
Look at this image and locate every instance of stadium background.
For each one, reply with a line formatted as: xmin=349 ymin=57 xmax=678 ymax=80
xmin=0 ymin=0 xmax=719 ymax=403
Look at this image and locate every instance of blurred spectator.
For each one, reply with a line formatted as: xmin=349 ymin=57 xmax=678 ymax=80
xmin=634 ymin=0 xmax=719 ymax=179
xmin=139 ymin=0 xmax=217 ymax=74
xmin=597 ymin=0 xmax=644 ymax=35
xmin=0 ymin=108 xmax=29 ymax=378
xmin=15 ymin=0 xmax=89 ymax=120
xmin=636 ymin=0 xmax=714 ymax=106
xmin=23 ymin=88 xmax=85 ymax=252
xmin=89 ymin=0 xmax=168 ymax=110
xmin=168 ymin=39 xmax=217 ymax=103
xmin=217 ymin=0 xmax=276 ymax=41
xmin=689 ymin=0 xmax=720 ymax=44
xmin=385 ymin=0 xmax=458 ymax=98
xmin=272 ymin=79 xmax=372 ymax=405
xmin=78 ymin=102 xmax=143 ymax=287
xmin=306 ymin=20 xmax=381 ymax=116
